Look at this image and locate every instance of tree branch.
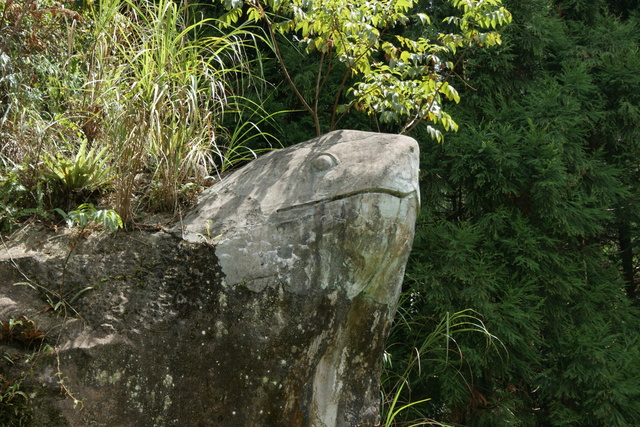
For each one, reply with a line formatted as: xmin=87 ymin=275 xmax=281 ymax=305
xmin=263 ymin=12 xmax=321 ymax=135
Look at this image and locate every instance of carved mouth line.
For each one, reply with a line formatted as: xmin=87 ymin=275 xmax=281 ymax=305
xmin=276 ymin=188 xmax=419 ymax=214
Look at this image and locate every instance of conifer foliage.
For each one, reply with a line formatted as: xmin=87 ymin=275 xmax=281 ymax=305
xmin=389 ymin=0 xmax=640 ymax=425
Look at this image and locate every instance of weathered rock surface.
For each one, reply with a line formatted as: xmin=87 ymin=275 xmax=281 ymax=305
xmin=0 ymin=130 xmax=419 ymax=426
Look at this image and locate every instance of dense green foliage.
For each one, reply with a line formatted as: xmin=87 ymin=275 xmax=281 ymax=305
xmin=0 ymin=0 xmax=276 ymax=227
xmin=384 ymin=0 xmax=640 ymax=425
xmin=214 ymin=0 xmax=510 ymax=140
xmin=1 ymin=0 xmax=639 ymax=426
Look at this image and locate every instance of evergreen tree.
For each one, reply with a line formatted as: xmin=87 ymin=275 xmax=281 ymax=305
xmin=387 ymin=0 xmax=640 ymax=425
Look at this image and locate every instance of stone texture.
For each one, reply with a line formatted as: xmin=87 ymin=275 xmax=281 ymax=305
xmin=0 ymin=130 xmax=419 ymax=426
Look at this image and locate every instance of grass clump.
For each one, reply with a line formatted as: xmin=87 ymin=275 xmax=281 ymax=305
xmin=0 ymin=0 xmax=279 ymax=228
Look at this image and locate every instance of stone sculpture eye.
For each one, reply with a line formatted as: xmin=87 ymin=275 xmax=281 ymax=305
xmin=311 ymin=153 xmax=338 ymax=172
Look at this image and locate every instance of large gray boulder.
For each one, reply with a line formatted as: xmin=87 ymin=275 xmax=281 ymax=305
xmin=0 ymin=130 xmax=419 ymax=426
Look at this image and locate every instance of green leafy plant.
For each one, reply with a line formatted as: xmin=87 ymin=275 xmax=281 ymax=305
xmin=216 ymin=0 xmax=511 ymax=139
xmin=55 ymin=203 xmax=122 ymax=233
xmin=43 ymin=139 xmax=112 ymax=196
